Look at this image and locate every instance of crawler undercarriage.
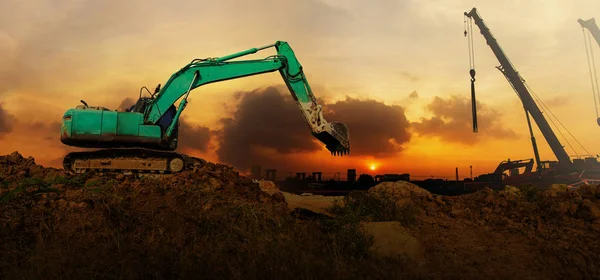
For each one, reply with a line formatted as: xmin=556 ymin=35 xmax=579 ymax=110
xmin=62 ymin=148 xmax=206 ymax=176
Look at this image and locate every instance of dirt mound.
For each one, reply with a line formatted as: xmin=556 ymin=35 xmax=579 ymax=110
xmin=0 ymin=152 xmax=405 ymax=280
xmin=4 ymin=153 xmax=600 ymax=279
xmin=340 ymin=181 xmax=600 ymax=279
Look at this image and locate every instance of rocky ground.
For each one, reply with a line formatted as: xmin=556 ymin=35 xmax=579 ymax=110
xmin=1 ymin=151 xmax=599 ymax=279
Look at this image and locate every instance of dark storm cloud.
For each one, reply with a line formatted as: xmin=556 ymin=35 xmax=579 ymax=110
xmin=216 ymin=87 xmax=322 ymax=171
xmin=412 ymin=95 xmax=517 ymax=145
xmin=323 ymin=97 xmax=412 ymax=156
xmin=215 ymin=86 xmax=412 ymax=171
xmin=177 ymin=118 xmax=213 ymax=152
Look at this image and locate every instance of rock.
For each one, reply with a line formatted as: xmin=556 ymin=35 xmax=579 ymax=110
xmin=578 ymin=185 xmax=596 ymax=198
xmin=569 ymin=203 xmax=579 ymax=215
xmin=368 ymin=181 xmax=432 ymax=201
xmin=57 ymin=199 xmax=67 ymax=207
xmin=282 ymin=192 xmax=341 ymax=217
xmin=271 ymin=192 xmax=286 ymax=203
xmin=555 ymin=202 xmax=569 ymax=215
xmin=64 ymin=189 xmax=83 ymax=200
xmin=549 ymin=184 xmax=568 ymax=193
xmin=540 ymin=189 xmax=558 ymax=198
xmin=434 ymin=196 xmax=445 ymax=206
xmin=257 ymin=180 xmax=281 ymax=196
xmin=362 ymin=221 xmax=423 ymax=261
xmin=576 ymin=200 xmax=600 ymax=221
xmin=450 ymin=208 xmax=469 ymax=218
xmin=504 ymin=185 xmax=520 ymax=194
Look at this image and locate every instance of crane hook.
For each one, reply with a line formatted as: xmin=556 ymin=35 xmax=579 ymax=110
xmin=469 ymin=68 xmax=478 ymax=133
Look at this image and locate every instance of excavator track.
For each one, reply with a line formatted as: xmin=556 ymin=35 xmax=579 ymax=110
xmin=63 ymin=148 xmax=206 ymax=176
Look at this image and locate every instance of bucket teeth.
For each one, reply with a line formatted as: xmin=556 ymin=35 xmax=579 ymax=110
xmin=330 ymin=148 xmax=350 ymax=156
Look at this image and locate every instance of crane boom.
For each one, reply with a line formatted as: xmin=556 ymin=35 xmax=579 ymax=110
xmin=579 ymin=18 xmax=600 ymax=48
xmin=464 ymin=7 xmax=571 ymax=166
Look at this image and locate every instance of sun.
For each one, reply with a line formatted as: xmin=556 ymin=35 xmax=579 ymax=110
xmin=369 ymin=164 xmax=376 ymax=171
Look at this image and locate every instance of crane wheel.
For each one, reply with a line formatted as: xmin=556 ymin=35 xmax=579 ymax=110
xmin=169 ymin=158 xmax=184 ymax=173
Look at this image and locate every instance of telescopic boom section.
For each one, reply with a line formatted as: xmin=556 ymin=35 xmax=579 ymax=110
xmin=464 ymin=8 xmax=571 ymax=165
xmin=145 ymin=41 xmax=350 ymax=155
xmin=579 ymin=18 xmax=600 ymax=48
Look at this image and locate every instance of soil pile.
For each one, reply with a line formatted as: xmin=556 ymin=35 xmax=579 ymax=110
xmin=1 ymin=152 xmax=407 ymax=280
xmin=3 ymin=151 xmax=600 ymax=279
xmin=339 ymin=180 xmax=600 ymax=279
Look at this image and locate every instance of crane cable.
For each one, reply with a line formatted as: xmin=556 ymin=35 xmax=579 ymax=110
xmin=525 ymin=82 xmax=590 ymax=157
xmin=581 ymin=27 xmax=600 ymax=125
xmin=465 ymin=15 xmax=478 ymax=132
xmin=496 ymin=29 xmax=589 ymax=158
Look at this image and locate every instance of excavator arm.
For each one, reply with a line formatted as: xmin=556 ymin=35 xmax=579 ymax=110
xmin=579 ymin=18 xmax=600 ymax=48
xmin=144 ymin=41 xmax=349 ymax=155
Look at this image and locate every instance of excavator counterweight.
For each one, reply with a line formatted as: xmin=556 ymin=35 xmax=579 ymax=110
xmin=60 ymin=41 xmax=351 ymax=175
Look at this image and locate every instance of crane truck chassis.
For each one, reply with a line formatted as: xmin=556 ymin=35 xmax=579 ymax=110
xmin=60 ymin=41 xmax=351 ymax=175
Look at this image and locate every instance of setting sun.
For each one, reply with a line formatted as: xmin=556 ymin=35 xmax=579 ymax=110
xmin=369 ymin=164 xmax=377 ymax=171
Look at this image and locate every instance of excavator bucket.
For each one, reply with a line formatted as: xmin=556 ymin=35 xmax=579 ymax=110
xmin=314 ymin=121 xmax=350 ymax=156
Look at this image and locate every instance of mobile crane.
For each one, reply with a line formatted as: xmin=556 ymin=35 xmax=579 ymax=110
xmin=60 ymin=41 xmax=351 ymax=175
xmin=464 ymin=8 xmax=600 ymax=187
xmin=578 ymin=17 xmax=600 ymax=126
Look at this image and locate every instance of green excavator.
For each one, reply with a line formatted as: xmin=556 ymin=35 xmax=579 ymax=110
xmin=60 ymin=41 xmax=351 ymax=175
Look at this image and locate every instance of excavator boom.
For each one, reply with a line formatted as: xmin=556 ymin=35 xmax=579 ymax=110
xmin=464 ymin=8 xmax=571 ymax=166
xmin=60 ymin=41 xmax=350 ymax=175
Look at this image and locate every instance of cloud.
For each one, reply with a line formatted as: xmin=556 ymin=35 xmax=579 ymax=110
xmin=215 ymin=86 xmax=412 ymax=171
xmin=177 ymin=118 xmax=213 ymax=153
xmin=543 ymin=95 xmax=571 ymax=107
xmin=400 ymin=71 xmax=420 ymax=82
xmin=323 ymin=97 xmax=411 ymax=156
xmin=409 ymin=91 xmax=419 ymax=99
xmin=0 ymin=103 xmax=15 ymax=137
xmin=117 ymin=98 xmax=136 ymax=111
xmin=215 ymin=86 xmax=322 ymax=171
xmin=411 ymin=95 xmax=517 ymax=145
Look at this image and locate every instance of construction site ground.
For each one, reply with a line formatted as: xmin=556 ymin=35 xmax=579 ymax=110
xmin=1 ymin=151 xmax=600 ymax=279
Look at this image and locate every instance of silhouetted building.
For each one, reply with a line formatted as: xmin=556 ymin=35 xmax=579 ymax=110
xmin=265 ymin=169 xmax=277 ymax=181
xmin=251 ymin=165 xmax=262 ymax=180
xmin=347 ymin=169 xmax=357 ymax=182
xmin=312 ymin=172 xmax=322 ymax=182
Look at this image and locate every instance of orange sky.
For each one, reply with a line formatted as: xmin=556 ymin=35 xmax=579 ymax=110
xmin=1 ymin=0 xmax=600 ymax=180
